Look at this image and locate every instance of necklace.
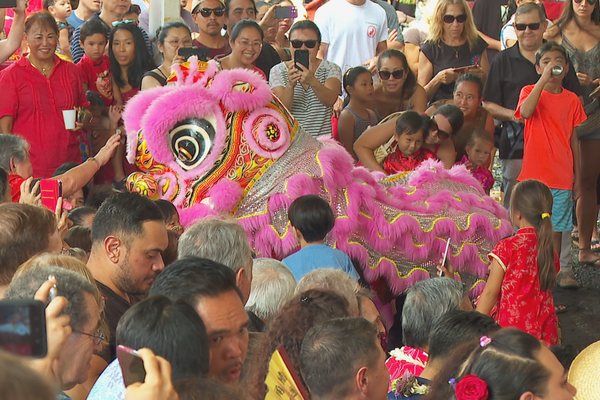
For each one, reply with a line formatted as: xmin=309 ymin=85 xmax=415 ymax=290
xmin=27 ymin=55 xmax=54 ymax=77
xmin=451 ymin=44 xmax=460 ymax=58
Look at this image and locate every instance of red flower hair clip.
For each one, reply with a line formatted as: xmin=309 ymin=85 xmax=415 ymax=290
xmin=455 ymin=374 xmax=489 ymax=400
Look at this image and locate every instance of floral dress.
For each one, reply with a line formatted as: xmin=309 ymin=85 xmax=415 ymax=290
xmin=488 ymin=227 xmax=560 ymax=346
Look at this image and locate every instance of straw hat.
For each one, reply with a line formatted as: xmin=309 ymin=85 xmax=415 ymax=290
xmin=568 ymin=340 xmax=600 ymax=400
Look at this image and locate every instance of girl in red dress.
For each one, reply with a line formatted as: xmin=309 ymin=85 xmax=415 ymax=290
xmin=476 ymin=179 xmax=560 ymax=346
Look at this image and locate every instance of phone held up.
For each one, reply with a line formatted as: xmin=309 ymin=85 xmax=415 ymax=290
xmin=178 ymin=47 xmax=211 ymax=62
xmin=117 ymin=345 xmax=147 ymax=387
xmin=294 ymin=49 xmax=309 ymax=70
xmin=275 ymin=5 xmax=298 ymax=19
xmin=0 ymin=300 xmax=47 ymax=358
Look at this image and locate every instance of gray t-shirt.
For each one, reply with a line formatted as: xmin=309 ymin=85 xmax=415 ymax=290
xmin=270 ymin=59 xmax=342 ymax=137
xmin=374 ymin=0 xmax=404 ymax=44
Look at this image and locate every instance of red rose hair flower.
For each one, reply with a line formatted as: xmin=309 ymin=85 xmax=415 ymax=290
xmin=455 ymin=374 xmax=489 ymax=400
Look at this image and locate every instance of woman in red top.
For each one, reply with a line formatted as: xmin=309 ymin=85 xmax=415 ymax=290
xmin=476 ymin=180 xmax=560 ymax=346
xmin=0 ymin=12 xmax=90 ymax=179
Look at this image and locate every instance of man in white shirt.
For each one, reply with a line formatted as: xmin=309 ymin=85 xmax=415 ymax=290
xmin=315 ymin=0 xmax=388 ymax=75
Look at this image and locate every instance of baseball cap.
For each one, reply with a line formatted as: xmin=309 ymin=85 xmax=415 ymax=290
xmin=191 ymin=0 xmax=226 ymax=14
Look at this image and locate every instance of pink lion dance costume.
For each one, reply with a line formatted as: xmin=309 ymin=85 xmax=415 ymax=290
xmin=123 ymin=59 xmax=512 ymax=294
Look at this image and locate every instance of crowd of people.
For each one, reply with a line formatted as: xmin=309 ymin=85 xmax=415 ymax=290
xmin=1 ymin=0 xmax=600 ymax=398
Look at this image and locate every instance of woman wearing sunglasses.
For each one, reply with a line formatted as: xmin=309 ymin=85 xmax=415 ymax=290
xmin=354 ymin=104 xmax=464 ymax=173
xmin=546 ymin=0 xmax=600 ymax=267
xmin=269 ymin=20 xmax=342 ymax=137
xmin=418 ymin=0 xmax=489 ymax=103
xmin=370 ymin=49 xmax=427 ymax=122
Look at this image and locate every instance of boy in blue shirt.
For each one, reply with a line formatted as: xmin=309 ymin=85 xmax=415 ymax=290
xmin=282 ymin=195 xmax=359 ymax=282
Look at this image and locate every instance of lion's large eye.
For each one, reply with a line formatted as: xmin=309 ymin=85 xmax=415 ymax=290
xmin=169 ymin=116 xmax=217 ymax=171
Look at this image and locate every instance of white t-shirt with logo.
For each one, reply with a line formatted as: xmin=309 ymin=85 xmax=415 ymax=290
xmin=315 ymin=0 xmax=388 ymax=75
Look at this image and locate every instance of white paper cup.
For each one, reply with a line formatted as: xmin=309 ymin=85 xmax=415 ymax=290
xmin=62 ymin=109 xmax=76 ymax=130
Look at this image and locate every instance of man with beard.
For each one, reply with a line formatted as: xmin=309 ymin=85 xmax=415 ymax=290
xmin=86 ymin=192 xmax=168 ymax=383
xmin=191 ymin=0 xmax=231 ymax=59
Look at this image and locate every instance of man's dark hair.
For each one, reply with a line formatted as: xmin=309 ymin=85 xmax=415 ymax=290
xmin=85 ymin=184 xmax=119 ymax=209
xmin=288 ymin=195 xmax=335 ymax=242
xmin=91 ymin=192 xmax=164 ymax=246
xmin=68 ymin=206 xmax=97 ymax=227
xmin=80 ymin=19 xmax=110 ymax=44
xmin=5 ymin=266 xmax=98 ymax=331
xmin=0 ymin=204 xmax=57 ymax=285
xmin=428 ymin=311 xmax=500 ymax=362
xmin=0 ymin=167 xmax=8 ymax=203
xmin=116 ymin=295 xmax=210 ymax=381
xmin=64 ymin=226 xmax=93 ymax=253
xmin=300 ymin=318 xmax=380 ymax=399
xmin=224 ymin=0 xmax=257 ymax=17
xmin=149 ymin=256 xmax=243 ymax=308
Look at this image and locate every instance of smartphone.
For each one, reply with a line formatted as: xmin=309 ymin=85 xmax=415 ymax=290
xmin=275 ymin=5 xmax=298 ymax=19
xmin=117 ymin=345 xmax=146 ymax=387
xmin=453 ymin=65 xmax=476 ymax=74
xmin=0 ymin=300 xmax=47 ymax=358
xmin=40 ymin=179 xmax=62 ymax=212
xmin=0 ymin=0 xmax=17 ymax=8
xmin=438 ymin=238 xmax=451 ymax=277
xmin=590 ymin=86 xmax=600 ymax=98
xmin=178 ymin=47 xmax=210 ymax=62
xmin=294 ymin=49 xmax=309 ymax=70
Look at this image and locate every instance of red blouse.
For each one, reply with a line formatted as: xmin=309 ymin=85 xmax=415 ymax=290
xmin=0 ymin=55 xmax=88 ymax=178
xmin=489 ymin=227 xmax=560 ymax=346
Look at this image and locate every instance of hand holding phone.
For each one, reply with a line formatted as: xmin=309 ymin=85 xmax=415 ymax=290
xmin=294 ymin=49 xmax=309 ymax=70
xmin=178 ymin=47 xmax=210 ymax=62
xmin=118 ymin=345 xmax=147 ymax=387
xmin=0 ymin=300 xmax=47 ymax=357
xmin=124 ymin=348 xmax=178 ymax=400
xmin=40 ymin=179 xmax=62 ymax=212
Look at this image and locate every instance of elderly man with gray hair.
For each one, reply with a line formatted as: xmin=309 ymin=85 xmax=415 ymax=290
xmin=295 ymin=268 xmax=360 ymax=317
xmin=245 ymin=258 xmax=296 ymax=327
xmin=4 ymin=266 xmax=103 ymax=400
xmin=178 ymin=218 xmax=254 ymax=303
xmin=385 ymin=277 xmax=470 ymax=391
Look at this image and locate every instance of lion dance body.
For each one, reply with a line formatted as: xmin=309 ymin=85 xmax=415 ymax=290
xmin=123 ymin=58 xmax=512 ymax=294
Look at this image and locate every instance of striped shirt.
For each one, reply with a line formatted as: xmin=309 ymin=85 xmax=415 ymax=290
xmin=70 ymin=15 xmax=153 ymax=64
xmin=269 ymin=59 xmax=342 ymax=137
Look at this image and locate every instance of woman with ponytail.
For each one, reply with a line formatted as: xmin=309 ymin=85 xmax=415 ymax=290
xmin=424 ymin=329 xmax=577 ymax=400
xmin=476 ymin=179 xmax=560 ymax=346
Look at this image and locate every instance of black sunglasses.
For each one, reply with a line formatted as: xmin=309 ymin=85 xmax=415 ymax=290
xmin=514 ymin=22 xmax=541 ymax=31
xmin=195 ymin=7 xmax=226 ymax=17
xmin=443 ymin=14 xmax=467 ymax=23
xmin=575 ymin=0 xmax=597 ymax=4
xmin=378 ymin=69 xmax=405 ymax=80
xmin=291 ymin=40 xmax=318 ymax=49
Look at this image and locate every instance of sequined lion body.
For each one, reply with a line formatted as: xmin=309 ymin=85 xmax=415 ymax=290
xmin=123 ymin=59 xmax=512 ymax=294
